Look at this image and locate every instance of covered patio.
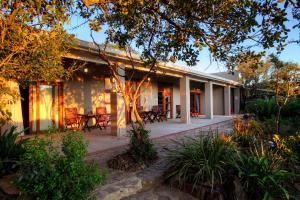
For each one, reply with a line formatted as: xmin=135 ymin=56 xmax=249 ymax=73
xmin=85 ymin=115 xmax=235 ymax=154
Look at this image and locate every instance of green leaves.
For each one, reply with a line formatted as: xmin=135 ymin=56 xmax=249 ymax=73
xmin=16 ymin=131 xmax=106 ymax=200
xmin=164 ymin=133 xmax=237 ymax=191
xmin=78 ymin=0 xmax=296 ymax=69
xmin=232 ymin=144 xmax=292 ymax=200
xmin=0 ymin=126 xmax=28 ymax=176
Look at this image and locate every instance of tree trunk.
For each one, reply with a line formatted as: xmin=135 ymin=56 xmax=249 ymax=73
xmin=276 ymin=106 xmax=282 ymax=134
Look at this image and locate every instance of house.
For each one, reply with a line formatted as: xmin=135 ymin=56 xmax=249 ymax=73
xmin=2 ymin=40 xmax=241 ymax=136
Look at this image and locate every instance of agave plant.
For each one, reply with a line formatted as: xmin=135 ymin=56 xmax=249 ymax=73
xmin=0 ymin=126 xmax=28 ymax=176
xmin=164 ymin=133 xmax=237 ymax=192
xmin=231 ymin=143 xmax=292 ymax=200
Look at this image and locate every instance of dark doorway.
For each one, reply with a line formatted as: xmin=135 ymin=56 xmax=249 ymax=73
xmin=19 ymin=86 xmax=29 ymax=134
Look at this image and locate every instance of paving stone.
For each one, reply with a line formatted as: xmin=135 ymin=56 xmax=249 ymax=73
xmin=95 ymin=176 xmax=143 ymax=200
xmin=91 ymin=119 xmax=234 ymax=200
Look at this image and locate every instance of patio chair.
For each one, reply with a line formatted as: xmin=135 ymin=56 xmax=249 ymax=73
xmin=137 ymin=106 xmax=147 ymax=123
xmin=176 ymin=105 xmax=181 ymax=118
xmin=65 ymin=107 xmax=81 ymax=129
xmin=191 ymin=108 xmax=199 ymax=118
xmin=159 ymin=109 xmax=170 ymax=121
xmin=95 ymin=107 xmax=111 ymax=129
xmin=152 ymin=105 xmax=162 ymax=122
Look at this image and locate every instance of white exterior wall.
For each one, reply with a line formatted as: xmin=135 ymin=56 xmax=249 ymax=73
xmin=172 ymin=84 xmax=180 ymax=118
xmin=200 ymin=93 xmax=205 ymax=115
xmin=140 ymin=81 xmax=158 ymax=111
xmin=213 ymin=85 xmax=225 ymax=115
xmin=63 ymin=76 xmax=110 ymax=127
xmin=1 ymin=80 xmax=24 ymax=133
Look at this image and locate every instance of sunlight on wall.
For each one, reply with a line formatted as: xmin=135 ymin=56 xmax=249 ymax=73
xmin=2 ymin=81 xmax=23 ymax=132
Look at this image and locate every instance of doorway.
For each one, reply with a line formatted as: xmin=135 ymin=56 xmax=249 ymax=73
xmin=158 ymin=86 xmax=173 ymax=118
xmin=29 ymin=82 xmax=63 ymax=133
xmin=190 ymin=90 xmax=201 ymax=115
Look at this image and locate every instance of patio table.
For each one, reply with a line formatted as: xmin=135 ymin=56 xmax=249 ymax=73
xmin=77 ymin=114 xmax=97 ymax=132
xmin=142 ymin=111 xmax=155 ymax=123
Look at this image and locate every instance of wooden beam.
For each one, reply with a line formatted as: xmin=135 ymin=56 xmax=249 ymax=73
xmin=36 ymin=82 xmax=40 ymax=133
xmin=29 ymin=85 xmax=33 ymax=134
xmin=58 ymin=83 xmax=64 ymax=129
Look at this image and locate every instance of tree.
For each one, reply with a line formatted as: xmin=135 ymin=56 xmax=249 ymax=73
xmin=0 ymin=0 xmax=76 ymax=128
xmin=268 ymin=54 xmax=299 ymax=134
xmin=232 ymin=51 xmax=273 ymax=102
xmin=76 ymin=0 xmax=298 ymax=161
xmin=78 ymin=0 xmax=294 ymax=124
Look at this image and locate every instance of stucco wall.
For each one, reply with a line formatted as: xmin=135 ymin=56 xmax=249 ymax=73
xmin=172 ymin=84 xmax=180 ymax=118
xmin=140 ymin=81 xmax=158 ymax=111
xmin=1 ymin=80 xmax=24 ymax=133
xmin=213 ymin=85 xmax=224 ymax=115
xmin=63 ymin=76 xmax=109 ymax=116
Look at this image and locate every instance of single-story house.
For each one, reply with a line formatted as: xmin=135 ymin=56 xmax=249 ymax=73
xmin=2 ymin=40 xmax=241 ymax=136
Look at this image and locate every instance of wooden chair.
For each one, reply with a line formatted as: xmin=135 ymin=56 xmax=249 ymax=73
xmin=65 ymin=108 xmax=81 ymax=129
xmin=176 ymin=105 xmax=181 ymax=118
xmin=137 ymin=106 xmax=147 ymax=123
xmin=95 ymin=107 xmax=111 ymax=129
xmin=152 ymin=105 xmax=162 ymax=122
xmin=191 ymin=108 xmax=199 ymax=118
xmin=159 ymin=109 xmax=170 ymax=121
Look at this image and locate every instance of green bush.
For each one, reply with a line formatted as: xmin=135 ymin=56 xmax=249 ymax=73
xmin=272 ymin=134 xmax=300 ymax=170
xmin=245 ymin=98 xmax=300 ymax=135
xmin=127 ymin=125 xmax=157 ymax=163
xmin=231 ymin=144 xmax=292 ymax=200
xmin=16 ymin=131 xmax=105 ymax=200
xmin=164 ymin=133 xmax=237 ymax=191
xmin=0 ymin=126 xmax=28 ymax=176
xmin=245 ymin=98 xmax=277 ymax=120
xmin=232 ymin=118 xmax=263 ymax=148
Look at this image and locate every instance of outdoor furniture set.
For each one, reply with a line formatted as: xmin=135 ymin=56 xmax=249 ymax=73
xmin=65 ymin=107 xmax=111 ymax=131
xmin=137 ymin=105 xmax=170 ymax=124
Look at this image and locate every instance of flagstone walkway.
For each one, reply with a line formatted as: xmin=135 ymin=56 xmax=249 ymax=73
xmin=88 ymin=119 xmax=234 ymax=200
xmin=85 ymin=115 xmax=236 ymax=156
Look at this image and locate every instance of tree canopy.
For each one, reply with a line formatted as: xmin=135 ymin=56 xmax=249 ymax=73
xmin=0 ymin=0 xmax=75 ymax=85
xmin=79 ymin=0 xmax=297 ymax=68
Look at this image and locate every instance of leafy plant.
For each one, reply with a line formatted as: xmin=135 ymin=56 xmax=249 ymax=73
xmin=232 ymin=118 xmax=263 ymax=148
xmin=231 ymin=144 xmax=292 ymax=200
xmin=16 ymin=131 xmax=105 ymax=200
xmin=272 ymin=134 xmax=300 ymax=171
xmin=164 ymin=133 xmax=237 ymax=191
xmin=0 ymin=126 xmax=28 ymax=176
xmin=127 ymin=125 xmax=157 ymax=163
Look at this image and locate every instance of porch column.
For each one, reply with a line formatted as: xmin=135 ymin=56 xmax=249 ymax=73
xmin=234 ymin=88 xmax=240 ymax=114
xmin=180 ymin=76 xmax=191 ymax=124
xmin=205 ymin=81 xmax=213 ymax=119
xmin=110 ymin=69 xmax=126 ymax=136
xmin=224 ymin=85 xmax=231 ymax=116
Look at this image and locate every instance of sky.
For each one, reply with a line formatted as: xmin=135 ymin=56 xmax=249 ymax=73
xmin=66 ymin=11 xmax=300 ymax=74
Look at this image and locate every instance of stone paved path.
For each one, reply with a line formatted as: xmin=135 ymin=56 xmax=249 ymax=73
xmin=88 ymin=120 xmax=233 ymax=200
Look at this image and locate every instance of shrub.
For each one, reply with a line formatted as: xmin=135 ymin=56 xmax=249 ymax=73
xmin=272 ymin=134 xmax=300 ymax=170
xmin=16 ymin=131 xmax=105 ymax=200
xmin=232 ymin=118 xmax=263 ymax=148
xmin=164 ymin=133 xmax=237 ymax=191
xmin=245 ymin=98 xmax=277 ymax=120
xmin=231 ymin=144 xmax=292 ymax=200
xmin=245 ymin=98 xmax=300 ymax=135
xmin=0 ymin=126 xmax=28 ymax=176
xmin=127 ymin=125 xmax=157 ymax=163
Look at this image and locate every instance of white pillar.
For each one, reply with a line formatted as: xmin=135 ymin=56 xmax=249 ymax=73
xmin=110 ymin=69 xmax=126 ymax=136
xmin=224 ymin=85 xmax=231 ymax=116
xmin=205 ymin=81 xmax=213 ymax=119
xmin=234 ymin=88 xmax=240 ymax=114
xmin=180 ymin=76 xmax=190 ymax=124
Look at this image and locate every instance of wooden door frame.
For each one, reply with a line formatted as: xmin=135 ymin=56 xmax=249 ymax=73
xmin=158 ymin=86 xmax=173 ymax=118
xmin=190 ymin=91 xmax=201 ymax=115
xmin=28 ymin=82 xmax=64 ymax=134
